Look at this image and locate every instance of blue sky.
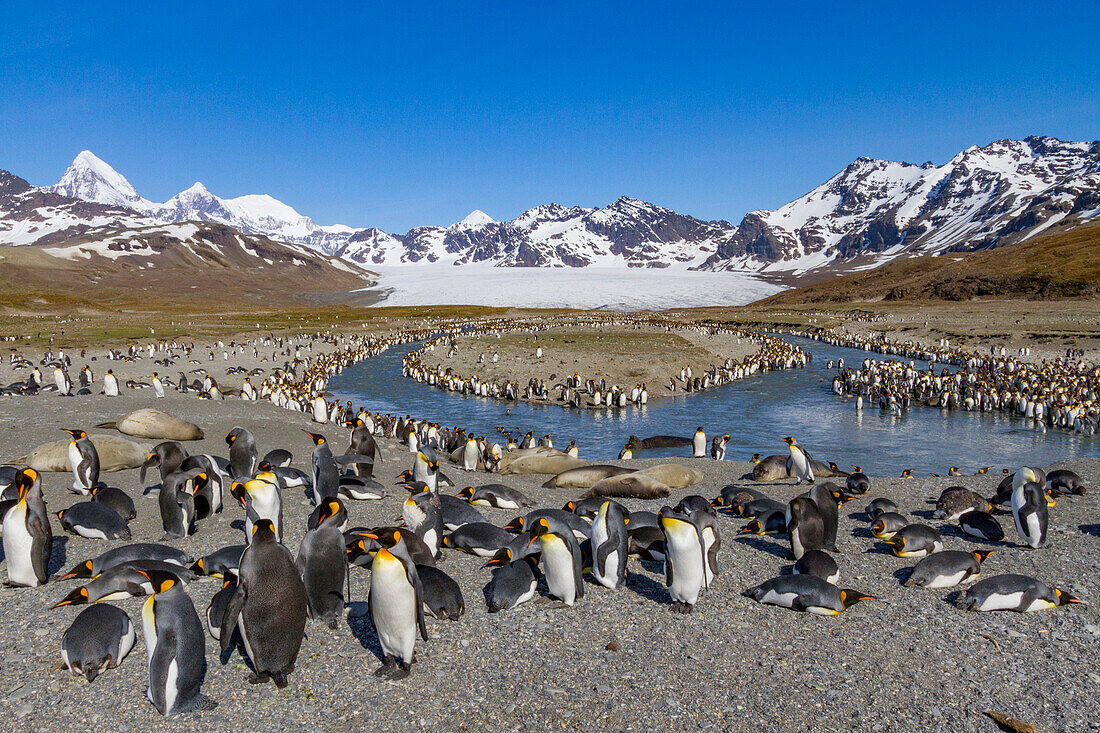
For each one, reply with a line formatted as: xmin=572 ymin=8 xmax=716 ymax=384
xmin=1 ymin=1 xmax=1097 ymax=232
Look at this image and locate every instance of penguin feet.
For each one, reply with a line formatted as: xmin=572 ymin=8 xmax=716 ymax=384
xmin=374 ymin=656 xmax=410 ymax=680
xmin=670 ymin=601 xmax=694 ymax=614
xmin=373 ymin=656 xmax=397 ymax=678
xmin=271 ymin=671 xmax=289 ymax=689
xmin=248 ymin=672 xmax=271 ymax=685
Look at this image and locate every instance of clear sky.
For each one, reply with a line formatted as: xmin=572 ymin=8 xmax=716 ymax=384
xmin=1 ymin=1 xmax=1097 ymax=232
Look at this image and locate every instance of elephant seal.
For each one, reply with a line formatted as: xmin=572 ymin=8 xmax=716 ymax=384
xmin=810 ymin=459 xmax=843 ymax=478
xmin=96 ymin=409 xmax=204 ymax=441
xmin=584 ymin=473 xmax=670 ymax=500
xmin=751 ymin=455 xmax=791 ymax=482
xmin=13 ymin=435 xmax=149 ymax=473
xmin=627 ymin=435 xmax=692 ymax=450
xmin=542 ymin=465 xmax=634 ymax=489
xmin=637 ymin=464 xmax=704 ymax=489
xmin=497 ymin=446 xmax=569 ymax=470
xmin=500 ymin=454 xmax=587 ymax=476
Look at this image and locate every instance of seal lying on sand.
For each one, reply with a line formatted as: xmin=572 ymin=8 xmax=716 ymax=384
xmin=498 ymin=446 xmax=568 ymax=470
xmin=95 ymin=409 xmax=204 ymax=441
xmin=752 ymin=455 xmax=791 ymax=482
xmin=13 ymin=435 xmax=149 ymax=472
xmin=501 ymin=454 xmax=587 ymax=476
xmin=584 ymin=473 xmax=670 ymax=499
xmin=637 ymin=464 xmax=704 ymax=489
xmin=543 ymin=465 xmax=634 ymax=489
xmin=627 ymin=435 xmax=692 ymax=450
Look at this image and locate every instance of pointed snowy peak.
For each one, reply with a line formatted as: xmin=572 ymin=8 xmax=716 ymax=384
xmin=171 ymin=181 xmax=215 ymax=201
xmin=452 ymin=209 xmax=495 ymax=229
xmin=49 ymin=151 xmax=154 ymax=211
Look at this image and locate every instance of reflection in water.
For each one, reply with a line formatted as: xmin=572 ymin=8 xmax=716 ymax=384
xmin=330 ymin=335 xmax=1099 ymax=476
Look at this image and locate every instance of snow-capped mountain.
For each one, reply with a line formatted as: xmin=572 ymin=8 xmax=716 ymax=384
xmin=44 ymin=151 xmax=355 ymax=250
xmin=48 ymin=150 xmax=159 ymax=213
xmin=334 ymin=197 xmax=730 ymax=268
xmin=0 ymin=168 xmax=372 ymax=302
xmin=6 ymin=136 xmax=1100 ymax=278
xmin=698 ymin=136 xmax=1100 ymax=273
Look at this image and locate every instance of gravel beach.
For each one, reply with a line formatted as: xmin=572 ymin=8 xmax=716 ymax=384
xmin=0 ymin=346 xmax=1096 ymax=732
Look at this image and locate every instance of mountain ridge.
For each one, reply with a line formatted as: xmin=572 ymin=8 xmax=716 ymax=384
xmin=6 ymin=136 xmax=1099 ymax=277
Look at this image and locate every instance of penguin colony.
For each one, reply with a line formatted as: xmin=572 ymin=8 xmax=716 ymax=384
xmin=2 ymin=412 xmax=1091 ymax=716
xmin=771 ymin=324 xmax=1100 ymax=435
xmin=0 ymin=319 xmax=1094 ymax=721
xmin=401 ymin=315 xmax=810 ymax=409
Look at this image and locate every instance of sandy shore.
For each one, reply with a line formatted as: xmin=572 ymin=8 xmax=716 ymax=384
xmin=418 ymin=325 xmax=762 ymax=399
xmin=0 ymin=366 xmax=1096 ymax=731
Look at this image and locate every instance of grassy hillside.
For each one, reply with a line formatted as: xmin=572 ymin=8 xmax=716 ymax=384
xmin=760 ymin=219 xmax=1100 ymax=305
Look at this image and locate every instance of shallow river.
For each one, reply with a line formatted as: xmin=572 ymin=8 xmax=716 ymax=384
xmin=329 ymin=336 xmax=1100 ymax=476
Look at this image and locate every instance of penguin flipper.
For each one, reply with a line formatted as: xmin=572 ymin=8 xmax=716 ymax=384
xmin=411 ymin=570 xmax=429 ymax=642
xmin=219 ymin=585 xmax=247 ymax=653
xmin=28 ymin=514 xmax=52 ymax=583
xmin=148 ymin=627 xmax=178 ymax=715
xmin=663 ymin=555 xmax=675 ymax=589
xmin=594 ymin=537 xmax=616 ymax=576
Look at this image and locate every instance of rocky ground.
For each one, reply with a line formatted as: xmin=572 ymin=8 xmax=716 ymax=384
xmin=418 ymin=325 xmax=762 ymax=402
xmin=0 ymin=369 xmax=1095 ymax=732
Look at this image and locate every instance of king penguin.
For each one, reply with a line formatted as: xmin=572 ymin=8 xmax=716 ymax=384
xmin=782 ymin=436 xmax=814 ymax=484
xmin=61 ymin=603 xmax=135 ymax=683
xmin=140 ymin=570 xmax=216 ymax=715
xmin=103 ymin=369 xmax=119 ymax=396
xmin=225 ymin=427 xmax=258 ymax=480
xmin=659 ymin=506 xmax=707 ymax=613
xmin=785 ymin=496 xmax=824 ymax=560
xmin=589 ymin=500 xmax=629 ymax=589
xmin=692 ymin=428 xmax=707 ymax=458
xmin=220 ymin=520 xmax=307 ymax=687
xmin=303 ymin=429 xmax=336 ymax=501
xmin=295 ymin=498 xmax=348 ymax=629
xmin=962 ymin=574 xmax=1083 ymax=613
xmin=2 ymin=469 xmax=52 ymax=587
xmin=1011 ymin=481 xmax=1049 ymax=549
xmin=64 ymin=429 xmax=100 ymax=495
xmin=461 ymin=436 xmax=480 ymax=471
xmin=365 ymin=529 xmax=429 ymax=679
xmin=527 ymin=518 xmax=584 ymax=606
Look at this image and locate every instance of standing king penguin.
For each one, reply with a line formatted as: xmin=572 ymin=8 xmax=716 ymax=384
xmin=1012 ymin=481 xmax=1049 ymax=549
xmin=220 ymin=520 xmax=307 ymax=687
xmin=296 ymin=498 xmax=348 ymax=629
xmin=2 ymin=469 xmax=52 ymax=587
xmin=692 ymin=428 xmax=707 ymax=458
xmin=141 ymin=570 xmax=216 ymax=715
xmin=365 ymin=529 xmax=429 ymax=679
xmin=64 ymin=429 xmax=100 ymax=495
xmin=659 ymin=506 xmax=707 ymax=613
xmin=527 ymin=518 xmax=584 ymax=606
xmin=589 ymin=500 xmax=629 ymax=589
xmin=783 ymin=436 xmax=815 ymax=484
